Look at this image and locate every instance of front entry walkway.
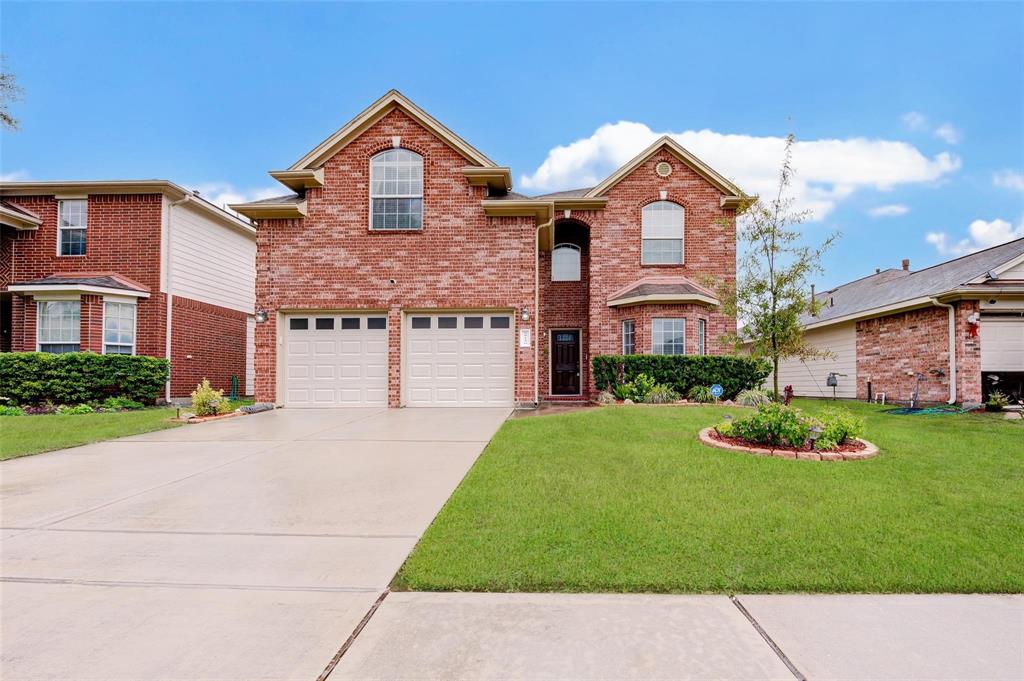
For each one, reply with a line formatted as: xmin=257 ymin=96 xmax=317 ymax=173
xmin=0 ymin=407 xmax=510 ymax=680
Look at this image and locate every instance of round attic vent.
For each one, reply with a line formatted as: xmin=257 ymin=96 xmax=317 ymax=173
xmin=655 ymin=161 xmax=672 ymax=177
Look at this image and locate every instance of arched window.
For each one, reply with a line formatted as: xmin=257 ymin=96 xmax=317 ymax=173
xmin=370 ymin=149 xmax=423 ymax=230
xmin=551 ymin=243 xmax=581 ymax=281
xmin=641 ymin=201 xmax=684 ymax=264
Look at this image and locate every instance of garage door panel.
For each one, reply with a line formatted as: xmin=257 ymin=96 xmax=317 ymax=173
xmin=284 ymin=314 xmax=389 ymax=408
xmin=405 ymin=312 xmax=514 ymax=407
xmin=982 ymin=318 xmax=1024 ymax=371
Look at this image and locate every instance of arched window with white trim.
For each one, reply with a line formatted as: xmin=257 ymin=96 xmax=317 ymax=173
xmin=641 ymin=201 xmax=684 ymax=264
xmin=551 ymin=243 xmax=581 ymax=281
xmin=370 ymin=149 xmax=423 ymax=230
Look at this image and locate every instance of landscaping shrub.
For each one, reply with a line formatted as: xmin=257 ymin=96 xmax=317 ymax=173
xmin=612 ymin=383 xmax=635 ymax=401
xmin=191 ymin=379 xmax=232 ymax=416
xmin=818 ymin=407 xmax=865 ymax=445
xmin=0 ymin=405 xmax=24 ymax=416
xmin=737 ymin=388 xmax=773 ymax=407
xmin=100 ymin=396 xmax=146 ymax=411
xmin=687 ymin=385 xmax=714 ymax=403
xmin=630 ymin=373 xmax=657 ymax=402
xmin=592 ymin=355 xmax=770 ymax=400
xmin=0 ymin=352 xmax=169 ymax=406
xmin=714 ymin=420 xmax=734 ymax=436
xmin=644 ymin=384 xmax=679 ymax=404
xmin=597 ymin=390 xmax=616 ymax=405
xmin=731 ymin=402 xmax=813 ymax=448
xmin=56 ymin=404 xmax=94 ymax=415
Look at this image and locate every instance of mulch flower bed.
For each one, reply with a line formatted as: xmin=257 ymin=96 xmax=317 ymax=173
xmin=698 ymin=427 xmax=879 ymax=461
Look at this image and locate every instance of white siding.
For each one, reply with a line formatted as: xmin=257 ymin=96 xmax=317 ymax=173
xmin=773 ymin=322 xmax=858 ymax=398
xmin=245 ymin=316 xmax=256 ymax=396
xmin=169 ymin=202 xmax=256 ymax=313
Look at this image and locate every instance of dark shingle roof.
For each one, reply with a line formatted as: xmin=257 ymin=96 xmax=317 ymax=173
xmin=806 ymin=238 xmax=1024 ymax=325
xmin=13 ymin=274 xmax=147 ymax=292
xmin=245 ymin=194 xmax=303 ymax=205
xmin=618 ymin=281 xmax=715 ymax=298
xmin=530 ymin=187 xmax=594 ymax=200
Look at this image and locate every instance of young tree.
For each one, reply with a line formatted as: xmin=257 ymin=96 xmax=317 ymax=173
xmin=1 ymin=55 xmax=24 ymax=131
xmin=720 ymin=134 xmax=838 ymax=399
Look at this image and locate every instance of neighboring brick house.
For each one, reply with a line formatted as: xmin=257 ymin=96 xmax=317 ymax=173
xmin=0 ymin=181 xmax=257 ymax=399
xmin=232 ymin=90 xmax=744 ymax=408
xmin=774 ymin=241 xmax=1024 ymax=406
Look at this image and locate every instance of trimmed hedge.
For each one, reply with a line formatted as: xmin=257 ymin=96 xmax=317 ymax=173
xmin=592 ymin=355 xmax=771 ymax=400
xmin=0 ymin=352 xmax=169 ymax=406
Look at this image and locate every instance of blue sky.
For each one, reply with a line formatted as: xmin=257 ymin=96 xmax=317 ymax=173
xmin=2 ymin=1 xmax=1022 ymax=288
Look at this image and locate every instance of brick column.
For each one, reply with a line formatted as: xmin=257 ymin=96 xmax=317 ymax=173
xmin=387 ymin=306 xmax=402 ymax=407
xmin=80 ymin=294 xmax=104 ymax=353
xmin=254 ymin=309 xmax=277 ymax=403
xmin=956 ymin=300 xmax=982 ymax=404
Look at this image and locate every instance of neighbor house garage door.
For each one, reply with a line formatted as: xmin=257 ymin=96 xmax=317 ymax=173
xmin=405 ymin=312 xmax=514 ymax=407
xmin=981 ymin=317 xmax=1024 ymax=371
xmin=283 ymin=313 xmax=388 ymax=407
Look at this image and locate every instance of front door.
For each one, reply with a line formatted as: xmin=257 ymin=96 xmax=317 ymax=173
xmin=551 ymin=330 xmax=580 ymax=395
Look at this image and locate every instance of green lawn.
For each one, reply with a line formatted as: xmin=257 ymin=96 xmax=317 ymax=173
xmin=0 ymin=408 xmax=182 ymax=461
xmin=395 ymin=400 xmax=1023 ymax=594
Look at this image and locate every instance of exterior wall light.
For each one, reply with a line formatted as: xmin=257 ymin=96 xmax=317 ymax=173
xmin=521 ymin=308 xmax=530 ymax=321
xmin=254 ymin=310 xmax=269 ymax=324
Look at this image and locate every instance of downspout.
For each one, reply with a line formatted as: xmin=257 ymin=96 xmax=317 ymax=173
xmin=534 ymin=214 xmax=553 ymax=406
xmin=930 ymin=298 xmax=957 ymax=404
xmin=164 ymin=193 xmax=192 ymax=402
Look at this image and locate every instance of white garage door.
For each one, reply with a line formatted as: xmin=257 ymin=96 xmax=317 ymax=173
xmin=284 ymin=313 xmax=388 ymax=407
xmin=406 ymin=312 xmax=514 ymax=407
xmin=982 ymin=317 xmax=1024 ymax=371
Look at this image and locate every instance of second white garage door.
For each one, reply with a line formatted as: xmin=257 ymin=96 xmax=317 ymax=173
xmin=981 ymin=316 xmax=1024 ymax=371
xmin=405 ymin=312 xmax=514 ymax=407
xmin=283 ymin=313 xmax=388 ymax=407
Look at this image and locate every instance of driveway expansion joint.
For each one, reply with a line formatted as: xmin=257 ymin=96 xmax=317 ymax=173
xmin=731 ymin=595 xmax=806 ymax=681
xmin=318 ymin=588 xmax=390 ymax=681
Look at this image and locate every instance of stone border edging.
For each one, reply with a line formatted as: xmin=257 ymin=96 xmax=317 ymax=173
xmin=181 ymin=411 xmax=247 ymax=425
xmin=698 ymin=427 xmax=879 ymax=461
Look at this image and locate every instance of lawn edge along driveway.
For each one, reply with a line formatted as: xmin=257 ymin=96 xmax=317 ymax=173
xmin=1 ymin=408 xmax=182 ymax=461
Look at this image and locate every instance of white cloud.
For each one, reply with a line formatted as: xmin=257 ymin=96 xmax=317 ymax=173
xmin=993 ymin=169 xmax=1024 ymax=192
xmin=519 ymin=122 xmax=960 ymax=220
xmin=868 ymin=204 xmax=910 ymax=217
xmin=926 ymin=217 xmax=1024 ymax=256
xmin=902 ymin=111 xmax=928 ymax=131
xmin=933 ymin=123 xmax=961 ymax=144
xmin=187 ymin=182 xmax=282 ymax=214
xmin=0 ymin=169 xmax=30 ymax=181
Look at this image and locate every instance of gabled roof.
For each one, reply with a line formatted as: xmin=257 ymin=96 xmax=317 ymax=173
xmin=584 ymin=136 xmax=746 ymax=205
xmin=287 ymin=89 xmax=498 ymax=171
xmin=804 ymin=237 xmax=1024 ymax=329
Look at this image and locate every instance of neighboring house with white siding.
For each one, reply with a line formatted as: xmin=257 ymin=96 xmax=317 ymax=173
xmin=776 ymin=240 xmax=1024 ymax=406
xmin=1 ymin=180 xmax=256 ymax=399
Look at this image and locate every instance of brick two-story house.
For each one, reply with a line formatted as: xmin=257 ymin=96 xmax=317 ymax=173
xmin=0 ymin=181 xmax=257 ymax=399
xmin=232 ymin=91 xmax=744 ymax=408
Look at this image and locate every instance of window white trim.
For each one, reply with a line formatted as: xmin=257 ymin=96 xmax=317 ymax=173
xmin=621 ymin=319 xmax=635 ymax=355
xmin=641 ymin=201 xmax=684 ymax=265
xmin=369 ymin=148 xmax=424 ymax=230
xmin=652 ymin=318 xmax=686 ymax=355
xmin=57 ymin=199 xmax=88 ymax=257
xmin=36 ymin=300 xmax=81 ymax=353
xmin=698 ymin=318 xmax=707 ymax=356
xmin=102 ymin=300 xmax=137 ymax=355
xmin=551 ymin=243 xmax=582 ymax=281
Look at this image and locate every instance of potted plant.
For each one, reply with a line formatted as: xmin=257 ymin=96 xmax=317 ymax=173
xmin=985 ymin=391 xmax=1009 ymax=412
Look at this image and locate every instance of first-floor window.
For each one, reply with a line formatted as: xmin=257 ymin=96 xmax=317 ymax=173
xmin=103 ymin=301 xmax=136 ymax=355
xmin=622 ymin=320 xmax=635 ymax=354
xmin=652 ymin=318 xmax=685 ymax=355
xmin=698 ymin=319 xmax=706 ymax=356
xmin=38 ymin=301 xmax=81 ymax=353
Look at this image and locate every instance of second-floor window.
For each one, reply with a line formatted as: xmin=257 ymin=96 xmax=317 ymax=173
xmin=641 ymin=201 xmax=684 ymax=265
xmin=370 ymin=149 xmax=423 ymax=230
xmin=551 ymin=243 xmax=581 ymax=281
xmin=58 ymin=199 xmax=88 ymax=256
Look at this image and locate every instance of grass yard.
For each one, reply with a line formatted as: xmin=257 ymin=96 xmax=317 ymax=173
xmin=395 ymin=400 xmax=1023 ymax=594
xmin=0 ymin=408 xmax=181 ymax=461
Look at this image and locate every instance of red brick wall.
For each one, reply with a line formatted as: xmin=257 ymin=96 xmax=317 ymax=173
xmin=855 ymin=302 xmax=982 ymax=404
xmin=254 ymin=108 xmax=537 ymax=406
xmin=4 ymin=195 xmax=167 ymax=359
xmin=571 ymin=151 xmax=737 ymax=396
xmin=539 ymin=220 xmax=590 ymax=397
xmin=81 ymin=294 xmax=104 ymax=353
xmin=170 ymin=295 xmax=248 ymax=398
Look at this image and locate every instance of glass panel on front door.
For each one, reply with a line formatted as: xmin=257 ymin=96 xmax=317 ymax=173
xmin=551 ymin=330 xmax=580 ymax=395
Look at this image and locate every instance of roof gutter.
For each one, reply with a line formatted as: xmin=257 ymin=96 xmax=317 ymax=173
xmin=930 ymin=298 xmax=957 ymax=405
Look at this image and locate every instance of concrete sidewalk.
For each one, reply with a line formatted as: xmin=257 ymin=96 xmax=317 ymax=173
xmin=328 ymin=591 xmax=1023 ymax=681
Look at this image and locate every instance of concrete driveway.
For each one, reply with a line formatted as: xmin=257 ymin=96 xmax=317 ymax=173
xmin=0 ymin=407 xmax=510 ymax=681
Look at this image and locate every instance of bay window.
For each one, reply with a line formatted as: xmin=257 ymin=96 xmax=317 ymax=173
xmin=103 ymin=301 xmax=136 ymax=354
xmin=37 ymin=301 xmax=81 ymax=353
xmin=652 ymin=318 xmax=685 ymax=355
